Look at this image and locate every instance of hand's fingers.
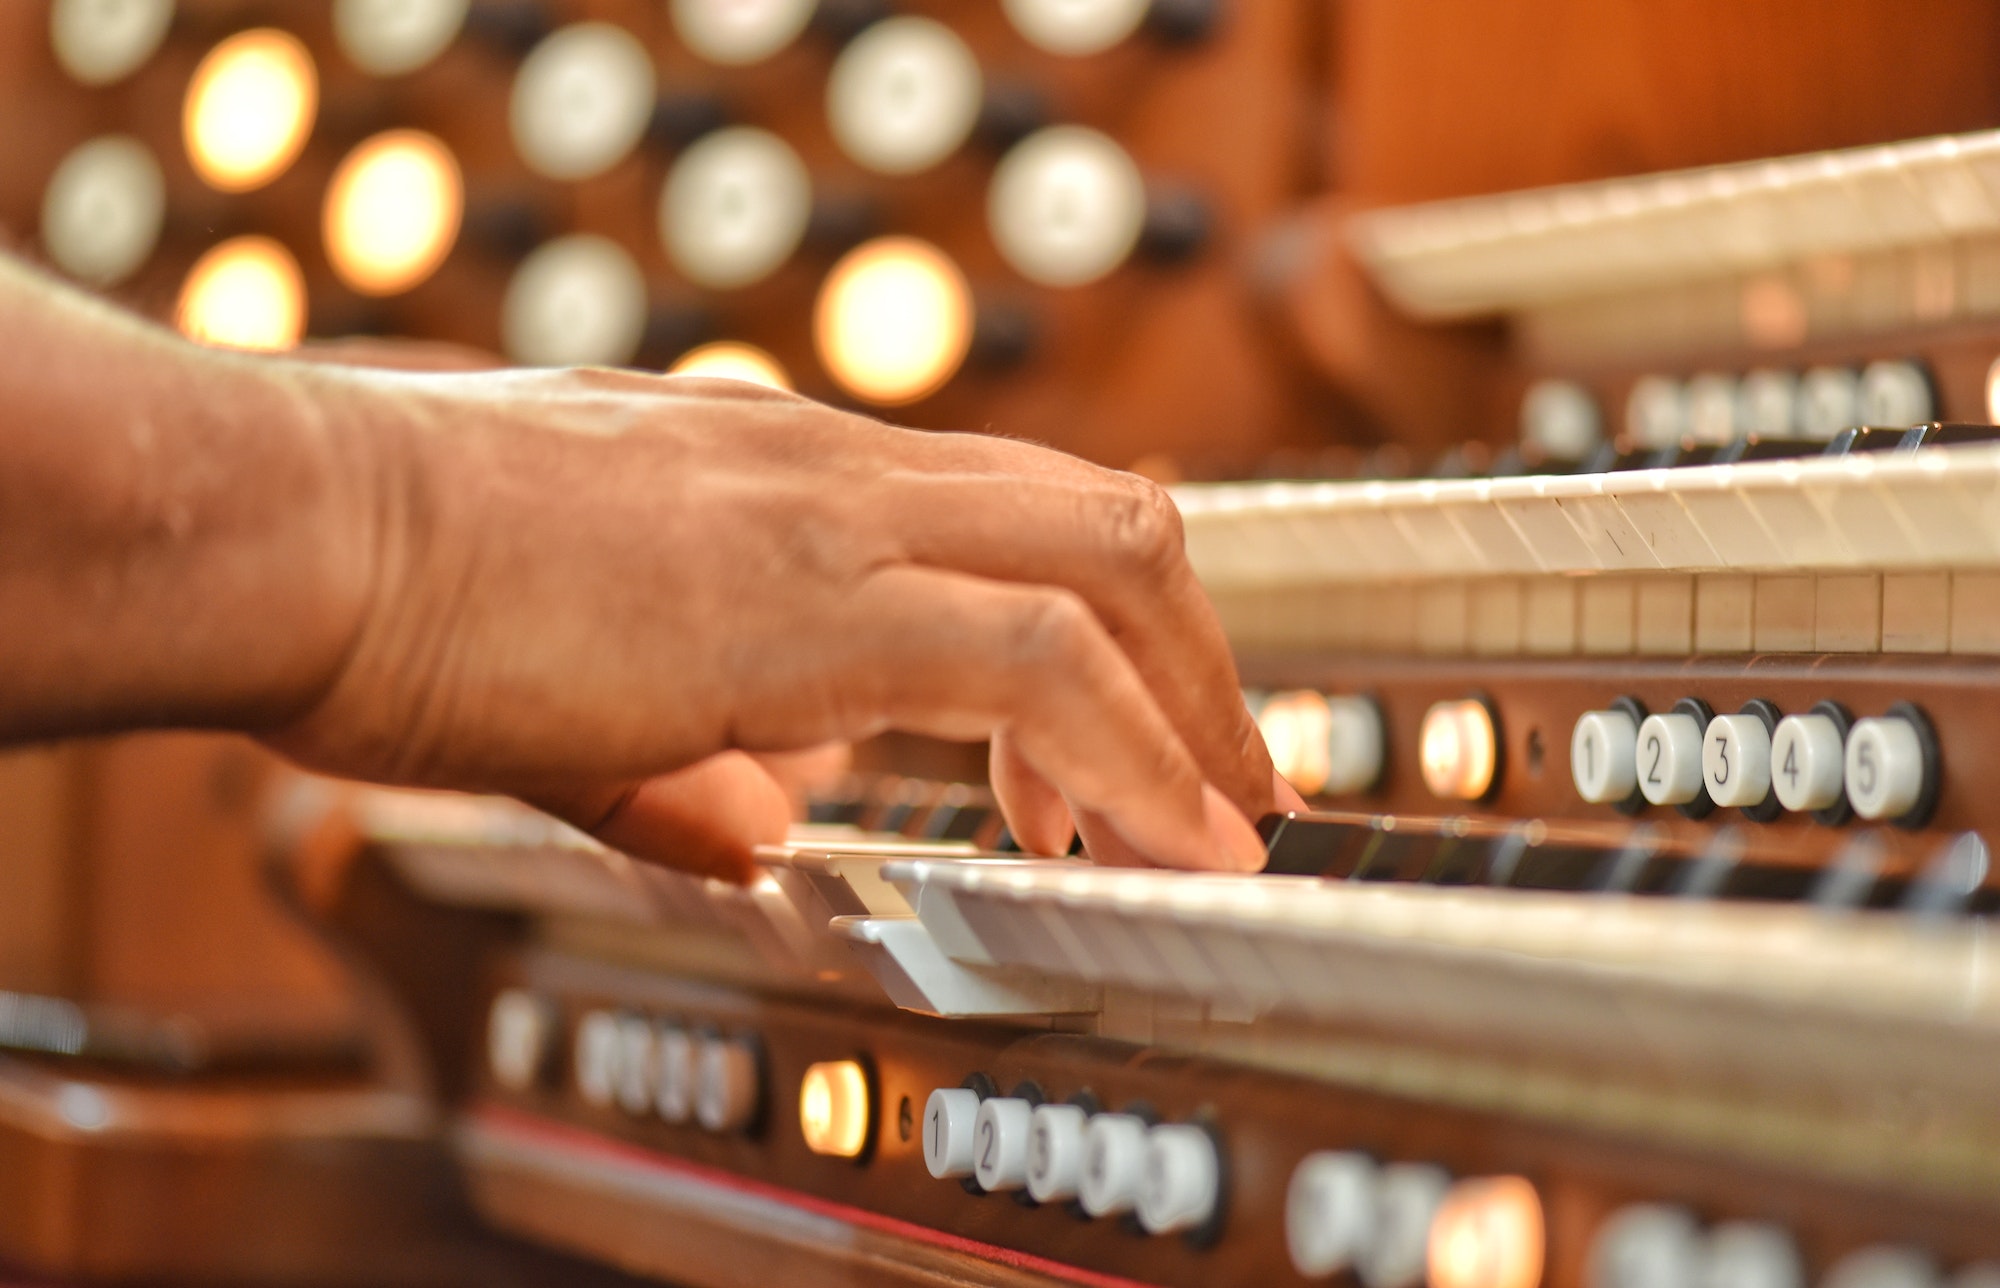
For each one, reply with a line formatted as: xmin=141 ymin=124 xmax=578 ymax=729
xmin=989 ymin=731 xmax=1074 ymax=856
xmin=873 ymin=468 xmax=1276 ymax=821
xmin=530 ymin=751 xmax=791 ymax=883
xmin=753 ymin=742 xmax=852 ymax=805
xmin=800 ymin=565 xmax=1265 ymax=871
xmin=1272 ymin=768 xmax=1310 ymax=816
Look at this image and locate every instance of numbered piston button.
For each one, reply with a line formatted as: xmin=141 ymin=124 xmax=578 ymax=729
xmin=971 ymin=1097 xmax=1033 ymax=1192
xmin=1572 ymin=707 xmax=1639 ymax=804
xmin=1635 ymin=709 xmax=1708 ymax=809
xmin=1026 ymin=1103 xmax=1088 ymax=1202
xmin=1846 ymin=706 xmax=1938 ymax=825
xmin=1703 ymin=702 xmax=1779 ymax=818
xmin=1770 ymin=709 xmax=1848 ymax=815
xmin=923 ymin=1087 xmax=981 ymax=1179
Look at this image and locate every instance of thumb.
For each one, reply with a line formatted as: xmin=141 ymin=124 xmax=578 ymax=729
xmin=531 ymin=750 xmax=792 ymax=884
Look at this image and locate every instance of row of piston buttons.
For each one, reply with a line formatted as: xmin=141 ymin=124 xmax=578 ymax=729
xmin=1589 ymin=1203 xmax=2000 ymax=1288
xmin=1571 ymin=698 xmax=1937 ymax=826
xmin=922 ymin=1085 xmax=1223 ymax=1237
xmin=1286 ymin=1152 xmax=1543 ymax=1288
xmin=526 ymin=996 xmax=765 ymax=1133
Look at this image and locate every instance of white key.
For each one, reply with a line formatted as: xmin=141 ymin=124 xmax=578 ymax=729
xmin=922 ymin=1087 xmax=980 ymax=1178
xmin=671 ymin=0 xmax=817 ymax=66
xmin=51 ymin=0 xmax=174 ymax=86
xmin=1520 ymin=379 xmax=1602 ymax=459
xmin=502 ymin=235 xmax=648 ymax=368
xmin=826 ymin=17 xmax=982 ymax=175
xmin=1079 ymin=1113 xmax=1149 ymax=1216
xmin=1797 ymin=367 xmax=1860 ymax=439
xmin=486 ymin=988 xmax=554 ymax=1091
xmin=1002 ymin=0 xmax=1150 ymax=56
xmin=1699 ymin=1222 xmax=1802 ymax=1288
xmin=1770 ymin=714 xmax=1845 ymax=812
xmin=988 ymin=126 xmax=1146 ymax=288
xmin=573 ymin=1009 xmax=620 ymax=1108
xmin=1286 ymin=1150 xmax=1378 ymax=1278
xmin=335 ymin=0 xmax=470 ymax=76
xmin=1571 ymin=709 xmax=1639 ymax=804
xmin=1627 ymin=376 xmax=1689 ymax=448
xmin=1026 ymin=1103 xmax=1088 ymax=1202
xmin=656 ymin=1026 xmax=695 ymax=1122
xmin=972 ymin=1097 xmax=1033 ymax=1191
xmin=694 ymin=1035 xmax=760 ymax=1132
xmin=1703 ymin=714 xmax=1772 ymax=808
xmin=1139 ymin=1124 xmax=1220 ymax=1235
xmin=1860 ymin=360 xmax=1935 ymax=426
xmin=510 ymin=23 xmax=657 ymax=181
xmin=612 ymin=1014 xmax=659 ymax=1114
xmin=660 ymin=126 xmax=812 ymax=289
xmin=1845 ymin=716 xmax=1928 ymax=821
xmin=1588 ymin=1204 xmax=1702 ymax=1288
xmin=1636 ymin=712 xmax=1706 ymax=806
xmin=40 ymin=135 xmax=165 ymax=288
xmin=1359 ymin=1163 xmax=1450 ymax=1288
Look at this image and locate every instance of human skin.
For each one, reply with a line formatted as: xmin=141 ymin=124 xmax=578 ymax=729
xmin=0 ymin=255 xmax=1294 ymax=881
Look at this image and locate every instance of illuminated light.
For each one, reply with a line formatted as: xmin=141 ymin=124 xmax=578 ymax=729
xmin=1427 ymin=1176 xmax=1545 ymax=1288
xmin=51 ymin=0 xmax=175 ymax=86
xmin=176 ymin=235 xmax=306 ymax=352
xmin=41 ymin=135 xmax=166 ymax=288
xmin=183 ymin=29 xmax=317 ymax=193
xmin=669 ymin=342 xmax=792 ymax=391
xmin=798 ymin=1060 xmax=870 ymax=1158
xmin=814 ymin=236 xmax=972 ymax=406
xmin=335 ymin=0 xmax=470 ymax=76
xmin=1420 ymin=698 xmax=1499 ymax=801
xmin=1257 ymin=692 xmax=1332 ymax=796
xmin=323 ymin=130 xmax=463 ymax=295
xmin=1987 ymin=355 xmax=2000 ymax=424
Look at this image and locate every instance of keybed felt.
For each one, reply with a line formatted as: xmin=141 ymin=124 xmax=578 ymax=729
xmin=1349 ymin=129 xmax=2000 ymax=321
xmin=1173 ymin=437 xmax=2000 ymax=592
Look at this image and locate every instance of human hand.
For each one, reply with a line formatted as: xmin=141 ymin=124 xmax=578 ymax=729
xmin=270 ymin=365 xmax=1286 ymax=880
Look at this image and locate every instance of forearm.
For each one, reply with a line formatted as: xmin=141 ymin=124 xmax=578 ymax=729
xmin=0 ymin=256 xmax=379 ymax=742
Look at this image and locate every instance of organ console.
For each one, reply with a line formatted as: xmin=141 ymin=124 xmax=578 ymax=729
xmin=11 ymin=1 xmax=2000 ymax=1285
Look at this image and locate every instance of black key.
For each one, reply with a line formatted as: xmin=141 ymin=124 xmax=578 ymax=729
xmin=1257 ymin=812 xmax=1373 ymax=878
xmin=1826 ymin=426 xmax=1907 ymax=455
xmin=926 ymin=804 xmax=992 ymax=842
xmin=1712 ymin=435 xmax=1832 ymax=464
xmin=1900 ymin=422 xmax=2000 ymax=450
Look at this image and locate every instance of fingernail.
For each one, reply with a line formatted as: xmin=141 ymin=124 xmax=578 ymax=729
xmin=1271 ymin=769 xmax=1310 ymax=815
xmin=1203 ymin=784 xmax=1269 ymax=873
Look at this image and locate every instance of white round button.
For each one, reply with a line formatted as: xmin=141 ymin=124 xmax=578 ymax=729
xmin=827 ymin=17 xmax=983 ymax=175
xmin=1359 ymin=1162 xmax=1450 ymax=1288
xmin=672 ymin=0 xmax=817 ymax=66
xmin=1735 ymin=369 xmax=1798 ymax=438
xmin=988 ymin=125 xmax=1146 ymax=287
xmin=1003 ymin=0 xmax=1150 ymax=56
xmin=51 ymin=0 xmax=174 ymax=86
xmin=1286 ymin=1150 xmax=1378 ymax=1278
xmin=41 ymin=135 xmax=166 ymax=288
xmin=1703 ymin=714 xmax=1772 ymax=809
xmin=335 ymin=0 xmax=470 ymax=76
xmin=1026 ymin=1103 xmax=1088 ymax=1202
xmin=613 ymin=1014 xmax=658 ymax=1115
xmin=1770 ymin=714 xmax=1845 ymax=812
xmin=694 ymin=1036 xmax=760 ymax=1132
xmin=1079 ymin=1113 xmax=1149 ymax=1217
xmin=1588 ymin=1204 xmax=1702 ymax=1288
xmin=972 ymin=1097 xmax=1033 ymax=1191
xmin=1686 ymin=372 xmax=1739 ymax=444
xmin=660 ymin=126 xmax=812 ymax=290
xmin=1699 ymin=1222 xmax=1802 ymax=1288
xmin=1636 ymin=713 xmax=1706 ymax=807
xmin=1845 ymin=716 xmax=1927 ymax=821
xmin=1626 ymin=376 xmax=1689 ymax=449
xmin=511 ymin=23 xmax=657 ymax=181
xmin=1798 ymin=366 xmax=1860 ymax=439
xmin=487 ymin=988 xmax=554 ymax=1091
xmin=502 ymin=234 xmax=649 ymax=368
xmin=923 ymin=1087 xmax=980 ymax=1178
xmin=1860 ymin=360 xmax=1934 ymax=426
xmin=573 ymin=1009 xmax=620 ymax=1108
xmin=1139 ymin=1124 xmax=1219 ymax=1235
xmin=656 ymin=1026 xmax=695 ymax=1122
xmin=1571 ymin=709 xmax=1639 ymax=804
xmin=1520 ymin=379 xmax=1602 ymax=460
xmin=1324 ymin=696 xmax=1387 ymax=795
xmin=1823 ymin=1247 xmax=1941 ymax=1288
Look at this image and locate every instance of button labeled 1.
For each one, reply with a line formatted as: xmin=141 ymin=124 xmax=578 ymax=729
xmin=1770 ymin=714 xmax=1845 ymax=812
xmin=1703 ymin=713 xmax=1772 ymax=809
xmin=1572 ymin=709 xmax=1639 ymax=803
xmin=1635 ymin=713 xmax=1705 ymax=806
xmin=923 ymin=1088 xmax=980 ymax=1179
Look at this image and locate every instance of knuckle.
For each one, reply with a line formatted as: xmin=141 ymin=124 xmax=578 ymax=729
xmin=1102 ymin=477 xmax=1186 ymax=579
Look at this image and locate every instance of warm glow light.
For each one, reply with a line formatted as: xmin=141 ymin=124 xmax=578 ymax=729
xmin=798 ymin=1060 xmax=870 ymax=1158
xmin=183 ymin=29 xmax=317 ymax=193
xmin=1258 ymin=691 xmax=1333 ymax=796
xmin=323 ymin=130 xmax=462 ymax=295
xmin=1427 ymin=1177 xmax=1545 ymax=1288
xmin=176 ymin=236 xmax=305 ymax=352
xmin=1420 ymin=698 xmax=1499 ymax=801
xmin=669 ymin=341 xmax=793 ymax=390
xmin=814 ymin=236 xmax=972 ymax=406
